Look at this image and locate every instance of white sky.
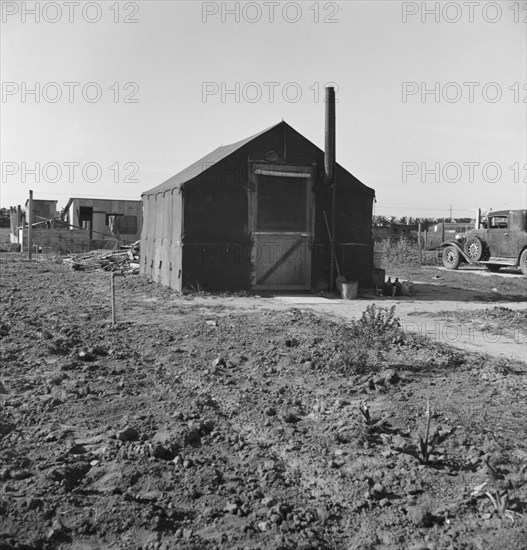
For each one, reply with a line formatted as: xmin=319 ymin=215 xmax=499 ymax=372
xmin=1 ymin=0 xmax=526 ymax=218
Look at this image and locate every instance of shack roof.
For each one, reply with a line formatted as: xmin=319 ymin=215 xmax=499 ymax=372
xmin=63 ymin=197 xmax=142 ymax=212
xmin=142 ymin=121 xmax=374 ymax=197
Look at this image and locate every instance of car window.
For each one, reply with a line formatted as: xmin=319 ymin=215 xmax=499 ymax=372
xmin=489 ymin=216 xmax=508 ymax=229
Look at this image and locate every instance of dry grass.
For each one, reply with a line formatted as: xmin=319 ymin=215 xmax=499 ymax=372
xmin=375 ymin=238 xmax=438 ymax=267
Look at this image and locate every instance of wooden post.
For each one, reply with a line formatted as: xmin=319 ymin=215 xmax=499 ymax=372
xmin=111 ymin=272 xmax=125 ymax=326
xmin=27 ymin=190 xmax=33 ymax=259
xmin=418 ymin=222 xmax=422 ymax=263
xmin=111 ymin=273 xmax=116 ymax=326
xmin=9 ymin=207 xmax=14 ymax=236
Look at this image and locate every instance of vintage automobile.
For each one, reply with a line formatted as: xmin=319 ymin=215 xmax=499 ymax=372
xmin=441 ymin=209 xmax=527 ymax=275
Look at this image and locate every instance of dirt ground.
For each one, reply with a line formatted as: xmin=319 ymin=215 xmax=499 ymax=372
xmin=1 ymin=255 xmax=527 ymax=550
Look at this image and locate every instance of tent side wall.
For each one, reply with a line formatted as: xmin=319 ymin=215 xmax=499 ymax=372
xmin=140 ymin=195 xmax=155 ymax=281
xmin=335 ymin=191 xmax=374 ymax=287
xmin=334 ymin=164 xmax=374 ymax=287
xmin=310 ymin=184 xmax=374 ymax=289
xmin=140 ymin=190 xmax=183 ymax=291
xmin=181 ymin=157 xmax=252 ymax=291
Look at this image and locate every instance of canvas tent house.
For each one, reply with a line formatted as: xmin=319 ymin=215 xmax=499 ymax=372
xmin=140 ymin=120 xmax=375 ymax=292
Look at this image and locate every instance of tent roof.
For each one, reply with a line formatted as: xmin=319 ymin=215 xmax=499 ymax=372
xmin=143 ymin=120 xmax=373 ymax=197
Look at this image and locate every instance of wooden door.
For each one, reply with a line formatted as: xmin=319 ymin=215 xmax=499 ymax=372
xmin=250 ymin=165 xmax=314 ymax=290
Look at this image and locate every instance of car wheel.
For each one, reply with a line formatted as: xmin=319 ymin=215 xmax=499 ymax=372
xmin=485 ymin=264 xmax=502 ymax=272
xmin=520 ymin=249 xmax=527 ymax=276
xmin=442 ymin=246 xmax=461 ymax=270
xmin=464 ymin=236 xmax=485 ymax=262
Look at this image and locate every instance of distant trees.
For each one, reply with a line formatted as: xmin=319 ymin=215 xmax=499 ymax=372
xmin=373 ymin=215 xmax=438 ymax=227
xmin=372 ymin=215 xmax=389 ymax=226
xmin=373 ymin=215 xmax=474 ymax=228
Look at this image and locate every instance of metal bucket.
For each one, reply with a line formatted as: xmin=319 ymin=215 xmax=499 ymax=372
xmin=341 ymin=281 xmax=358 ymax=300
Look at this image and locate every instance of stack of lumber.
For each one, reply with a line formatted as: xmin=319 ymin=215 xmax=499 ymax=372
xmin=63 ymin=241 xmax=140 ymax=273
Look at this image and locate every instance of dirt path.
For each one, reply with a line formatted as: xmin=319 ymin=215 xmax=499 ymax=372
xmin=434 ymin=266 xmax=524 ymax=278
xmin=153 ymin=288 xmax=526 ymax=363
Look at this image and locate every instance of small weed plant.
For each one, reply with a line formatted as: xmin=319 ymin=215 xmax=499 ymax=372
xmin=392 ymin=400 xmax=452 ymax=466
xmin=471 ymin=464 xmax=525 ymax=522
xmin=485 ymin=487 xmax=513 ymax=520
xmin=355 ymin=402 xmax=390 ymax=445
xmin=342 ymin=305 xmax=403 ymax=374
xmin=183 ymin=281 xmax=209 ymax=296
xmin=416 ymin=400 xmax=447 ymax=465
xmin=352 ymin=305 xmax=401 ymax=346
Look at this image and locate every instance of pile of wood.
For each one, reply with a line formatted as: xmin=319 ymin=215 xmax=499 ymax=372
xmin=63 ymin=241 xmax=140 ymax=273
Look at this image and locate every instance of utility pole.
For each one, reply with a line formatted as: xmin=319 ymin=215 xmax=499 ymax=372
xmin=449 ymin=204 xmax=453 ymax=221
xmin=28 ymin=190 xmax=33 ymax=260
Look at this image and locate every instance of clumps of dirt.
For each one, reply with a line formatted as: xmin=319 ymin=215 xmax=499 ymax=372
xmin=1 ymin=256 xmax=527 ymax=549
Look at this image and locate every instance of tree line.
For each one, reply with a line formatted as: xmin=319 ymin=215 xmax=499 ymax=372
xmin=372 ymin=215 xmax=474 ymax=227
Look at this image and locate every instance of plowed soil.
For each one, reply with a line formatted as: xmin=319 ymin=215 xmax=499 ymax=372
xmin=1 ymin=255 xmax=527 ymax=550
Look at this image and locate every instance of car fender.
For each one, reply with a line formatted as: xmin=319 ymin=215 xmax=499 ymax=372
xmin=440 ymin=241 xmax=471 ymax=262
